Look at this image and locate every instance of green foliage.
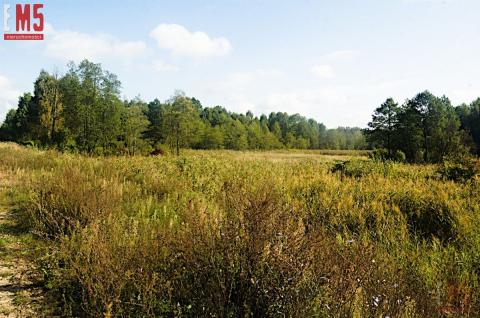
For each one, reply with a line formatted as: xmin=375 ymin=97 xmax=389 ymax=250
xmin=366 ymin=98 xmax=399 ymax=155
xmin=32 ymin=70 xmax=63 ymax=144
xmin=3 ymin=62 xmax=480 ymax=158
xmin=437 ymin=155 xmax=480 ymax=182
xmin=395 ymin=190 xmax=458 ymax=242
xmin=331 ymin=159 xmax=395 ymax=178
xmin=161 ymin=93 xmax=203 ymax=155
xmin=369 ymin=148 xmax=406 ymax=162
xmin=0 ymin=109 xmax=17 ymax=140
xmin=323 ymin=127 xmax=366 ymax=150
xmin=457 ymin=98 xmax=480 ymax=155
xmin=0 ymin=93 xmax=33 ymax=142
xmin=367 ymin=92 xmax=471 ymax=163
xmin=119 ymin=99 xmax=150 ymax=155
xmin=393 ymin=149 xmax=407 ymax=162
xmin=0 ymin=60 xmax=371 ymax=154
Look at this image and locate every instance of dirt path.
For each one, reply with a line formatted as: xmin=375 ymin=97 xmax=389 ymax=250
xmin=0 ymin=175 xmax=43 ymax=317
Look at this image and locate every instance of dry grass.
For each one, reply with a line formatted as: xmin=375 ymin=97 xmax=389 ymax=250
xmin=0 ymin=143 xmax=479 ymax=317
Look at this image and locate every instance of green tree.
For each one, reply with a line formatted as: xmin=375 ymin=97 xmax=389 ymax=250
xmin=145 ymin=98 xmax=166 ymax=142
xmin=247 ymin=121 xmax=264 ymax=149
xmin=31 ymin=71 xmax=63 ymax=144
xmin=201 ymin=125 xmax=225 ymax=149
xmin=396 ymin=101 xmax=424 ymax=162
xmin=427 ymin=96 xmax=463 ymax=161
xmin=457 ymin=98 xmax=480 ymax=155
xmin=60 ymin=60 xmax=123 ymax=153
xmin=224 ymin=119 xmax=248 ymax=150
xmin=271 ymin=122 xmax=282 ymax=141
xmin=0 ymin=109 xmax=17 ymax=140
xmin=366 ymin=98 xmax=399 ymax=156
xmin=163 ymin=94 xmax=202 ymax=155
xmin=120 ymin=99 xmax=150 ymax=155
xmin=11 ymin=93 xmax=33 ymax=141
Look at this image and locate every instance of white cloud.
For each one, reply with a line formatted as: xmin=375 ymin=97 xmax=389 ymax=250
xmin=149 ymin=23 xmax=232 ymax=58
xmin=152 ymin=60 xmax=179 ymax=72
xmin=0 ymin=75 xmax=20 ymax=122
xmin=264 ymin=88 xmax=348 ymax=117
xmin=323 ymin=50 xmax=356 ymax=61
xmin=200 ymin=69 xmax=283 ymax=114
xmin=311 ymin=64 xmax=334 ymax=79
xmin=259 ymin=79 xmax=424 ymax=128
xmin=224 ymin=69 xmax=284 ymax=88
xmin=258 ymin=87 xmax=370 ymax=128
xmin=450 ymin=86 xmax=480 ymax=105
xmin=200 ymin=71 xmax=421 ymax=128
xmin=309 ymin=50 xmax=356 ymax=79
xmin=44 ymin=25 xmax=147 ymax=63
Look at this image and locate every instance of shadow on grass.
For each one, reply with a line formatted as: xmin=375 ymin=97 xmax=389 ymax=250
xmin=0 ymin=205 xmax=31 ymax=234
xmin=0 ymin=282 xmax=42 ymax=294
xmin=0 ymin=221 xmax=27 ymax=237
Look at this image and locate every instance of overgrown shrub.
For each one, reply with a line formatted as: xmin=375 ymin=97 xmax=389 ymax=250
xmin=437 ymin=155 xmax=479 ymax=182
xmin=369 ymin=148 xmax=406 ymax=162
xmin=331 ymin=159 xmax=393 ymax=178
xmin=394 ymin=191 xmax=458 ymax=243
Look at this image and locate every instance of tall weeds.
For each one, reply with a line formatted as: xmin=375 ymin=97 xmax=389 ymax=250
xmin=1 ymin=144 xmax=479 ymax=317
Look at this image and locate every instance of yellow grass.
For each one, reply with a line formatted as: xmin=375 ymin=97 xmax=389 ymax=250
xmin=0 ymin=143 xmax=478 ymax=317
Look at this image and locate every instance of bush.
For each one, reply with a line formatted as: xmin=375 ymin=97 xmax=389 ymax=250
xmin=369 ymin=148 xmax=406 ymax=162
xmin=331 ymin=159 xmax=393 ymax=178
xmin=392 ymin=149 xmax=407 ymax=162
xmin=395 ymin=193 xmax=458 ymax=243
xmin=151 ymin=143 xmax=170 ymax=156
xmin=437 ymin=155 xmax=479 ymax=182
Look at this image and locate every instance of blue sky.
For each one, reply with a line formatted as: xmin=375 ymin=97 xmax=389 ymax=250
xmin=1 ymin=0 xmax=479 ymax=127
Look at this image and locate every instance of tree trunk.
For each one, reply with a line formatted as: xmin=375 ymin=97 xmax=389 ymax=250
xmin=423 ymin=127 xmax=429 ymax=162
xmin=50 ymin=86 xmax=58 ymax=142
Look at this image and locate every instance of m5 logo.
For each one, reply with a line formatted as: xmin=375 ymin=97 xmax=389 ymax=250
xmin=3 ymin=3 xmax=44 ymax=40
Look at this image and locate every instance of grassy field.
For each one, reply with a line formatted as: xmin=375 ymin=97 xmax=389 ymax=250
xmin=0 ymin=142 xmax=479 ymax=317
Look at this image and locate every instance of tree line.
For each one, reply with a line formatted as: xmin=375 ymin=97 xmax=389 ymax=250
xmin=2 ymin=60 xmax=479 ymax=159
xmin=0 ymin=60 xmax=366 ymax=155
xmin=366 ymin=91 xmax=480 ymax=162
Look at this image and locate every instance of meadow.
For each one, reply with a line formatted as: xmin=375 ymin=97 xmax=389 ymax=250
xmin=0 ymin=142 xmax=479 ymax=317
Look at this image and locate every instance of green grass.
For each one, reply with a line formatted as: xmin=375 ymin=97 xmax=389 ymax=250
xmin=12 ymin=290 xmax=31 ymax=307
xmin=0 ymin=142 xmax=479 ymax=317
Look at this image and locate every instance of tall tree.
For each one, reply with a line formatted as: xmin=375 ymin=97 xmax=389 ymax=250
xmin=224 ymin=119 xmax=248 ymax=150
xmin=61 ymin=60 xmax=123 ymax=153
xmin=163 ymin=94 xmax=202 ymax=155
xmin=458 ymin=98 xmax=480 ymax=155
xmin=366 ymin=98 xmax=399 ymax=156
xmin=120 ymin=99 xmax=150 ymax=155
xmin=31 ymin=71 xmax=63 ymax=144
xmin=12 ymin=93 xmax=33 ymax=141
xmin=0 ymin=109 xmax=17 ymax=140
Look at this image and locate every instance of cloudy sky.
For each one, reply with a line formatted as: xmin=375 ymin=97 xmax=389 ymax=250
xmin=1 ymin=0 xmax=479 ymax=127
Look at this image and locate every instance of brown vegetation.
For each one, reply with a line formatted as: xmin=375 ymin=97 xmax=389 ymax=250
xmin=0 ymin=143 xmax=479 ymax=317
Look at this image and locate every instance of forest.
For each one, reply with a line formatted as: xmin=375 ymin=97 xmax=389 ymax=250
xmin=0 ymin=60 xmax=366 ymax=155
xmin=1 ymin=60 xmax=480 ymax=161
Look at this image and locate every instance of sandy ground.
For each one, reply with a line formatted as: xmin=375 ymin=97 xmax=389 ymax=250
xmin=0 ymin=173 xmax=42 ymax=317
